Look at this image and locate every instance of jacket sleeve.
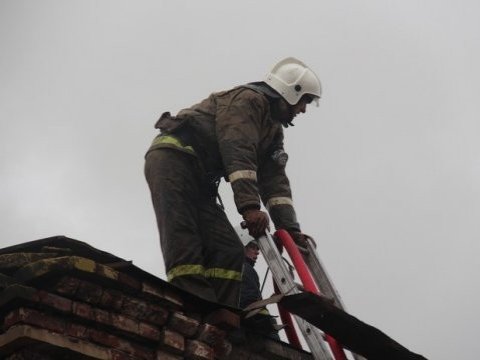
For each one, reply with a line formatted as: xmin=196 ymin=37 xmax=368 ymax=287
xmin=258 ymin=131 xmax=301 ymax=232
xmin=216 ymin=92 xmax=266 ymax=213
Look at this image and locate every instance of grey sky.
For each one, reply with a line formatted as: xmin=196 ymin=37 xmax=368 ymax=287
xmin=1 ymin=1 xmax=479 ymax=359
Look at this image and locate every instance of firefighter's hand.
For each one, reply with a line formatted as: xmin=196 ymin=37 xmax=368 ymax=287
xmin=242 ymin=209 xmax=270 ymax=238
xmin=289 ymin=231 xmax=316 ymax=253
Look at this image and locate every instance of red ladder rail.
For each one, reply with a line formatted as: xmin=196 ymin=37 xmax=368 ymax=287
xmin=275 ymin=229 xmax=348 ymax=360
xmin=273 ymin=281 xmax=302 ymax=348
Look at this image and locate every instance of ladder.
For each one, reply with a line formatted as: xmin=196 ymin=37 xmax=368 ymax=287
xmin=257 ymin=229 xmax=365 ymax=360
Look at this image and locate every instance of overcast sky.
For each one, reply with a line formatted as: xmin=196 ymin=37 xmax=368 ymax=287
xmin=1 ymin=1 xmax=479 ymax=359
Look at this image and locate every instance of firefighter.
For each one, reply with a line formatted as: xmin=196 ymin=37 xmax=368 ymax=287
xmin=144 ymin=57 xmax=322 ymax=306
xmin=237 ymin=226 xmax=263 ymax=310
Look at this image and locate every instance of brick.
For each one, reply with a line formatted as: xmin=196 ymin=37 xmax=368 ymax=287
xmin=70 ymin=257 xmax=96 ymax=273
xmin=99 ymin=288 xmax=124 ymax=310
xmin=91 ymin=307 xmax=160 ymax=342
xmin=138 ymin=322 xmax=161 ymax=341
xmin=110 ymin=350 xmax=133 ymax=360
xmin=162 ymin=289 xmax=184 ymax=308
xmin=117 ymin=272 xmax=141 ymax=291
xmin=76 ymin=279 xmax=103 ymax=304
xmin=95 ymin=263 xmax=119 ymax=281
xmin=121 ymin=297 xmax=149 ymax=319
xmin=127 ymin=343 xmax=155 ymax=359
xmin=28 ymin=309 xmax=65 ymax=333
xmin=184 ymin=312 xmax=202 ymax=322
xmin=0 ymin=284 xmax=39 ymax=308
xmin=55 ymin=276 xmax=80 ymax=296
xmin=89 ymin=328 xmax=154 ymax=358
xmin=156 ymin=349 xmax=183 ymax=360
xmin=168 ymin=312 xmax=200 ymax=337
xmin=142 ymin=282 xmax=183 ymax=308
xmin=0 ymin=253 xmax=57 ymax=271
xmin=146 ymin=304 xmax=169 ymax=326
xmin=4 ymin=308 xmax=65 ymax=333
xmin=89 ymin=328 xmax=155 ymax=359
xmin=185 ymin=340 xmax=214 ymax=360
xmin=111 ymin=313 xmax=139 ymax=333
xmin=159 ymin=329 xmax=184 ymax=355
xmin=93 ymin=308 xmax=111 ymax=324
xmin=13 ymin=257 xmax=69 ymax=282
xmin=141 ymin=282 xmax=163 ymax=298
xmin=204 ymin=309 xmax=240 ymax=330
xmin=213 ymin=339 xmax=232 ymax=360
xmin=66 ymin=323 xmax=88 ymax=338
xmin=123 ymin=293 xmax=170 ymax=326
xmin=4 ymin=308 xmax=23 ymax=329
xmin=88 ymin=328 xmax=121 ymax=349
xmin=195 ymin=323 xmax=226 ymax=346
xmin=1 ymin=324 xmax=115 ymax=359
xmin=37 ymin=290 xmax=72 ymax=313
xmin=72 ymin=301 xmax=94 ymax=320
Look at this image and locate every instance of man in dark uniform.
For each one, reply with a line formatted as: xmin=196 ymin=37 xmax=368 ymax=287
xmin=237 ymin=227 xmax=280 ymax=340
xmin=145 ymin=57 xmax=322 ymax=306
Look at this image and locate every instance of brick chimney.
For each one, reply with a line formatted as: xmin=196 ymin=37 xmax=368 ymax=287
xmin=0 ymin=236 xmax=312 ymax=360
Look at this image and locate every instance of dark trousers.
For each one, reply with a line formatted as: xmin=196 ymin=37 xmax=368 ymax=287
xmin=145 ymin=148 xmax=244 ymax=307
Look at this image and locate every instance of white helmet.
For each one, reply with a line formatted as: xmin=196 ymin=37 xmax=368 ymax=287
xmin=235 ymin=226 xmax=258 ymax=247
xmin=265 ymin=57 xmax=322 ymax=106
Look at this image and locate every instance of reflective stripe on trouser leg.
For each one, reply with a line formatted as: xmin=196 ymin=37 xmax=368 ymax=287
xmin=167 ymin=264 xmax=206 ymax=281
xmin=205 ymin=268 xmax=242 ymax=281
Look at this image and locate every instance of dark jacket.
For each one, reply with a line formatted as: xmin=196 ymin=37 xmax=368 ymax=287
xmin=148 ymin=85 xmax=300 ymax=231
xmin=239 ymin=257 xmax=262 ymax=309
xmin=239 ymin=257 xmax=280 ymax=340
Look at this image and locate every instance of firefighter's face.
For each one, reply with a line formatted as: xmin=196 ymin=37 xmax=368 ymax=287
xmin=276 ymin=95 xmax=314 ymax=124
xmin=292 ymin=97 xmax=311 ymax=117
xmin=245 ymin=243 xmax=260 ymax=263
